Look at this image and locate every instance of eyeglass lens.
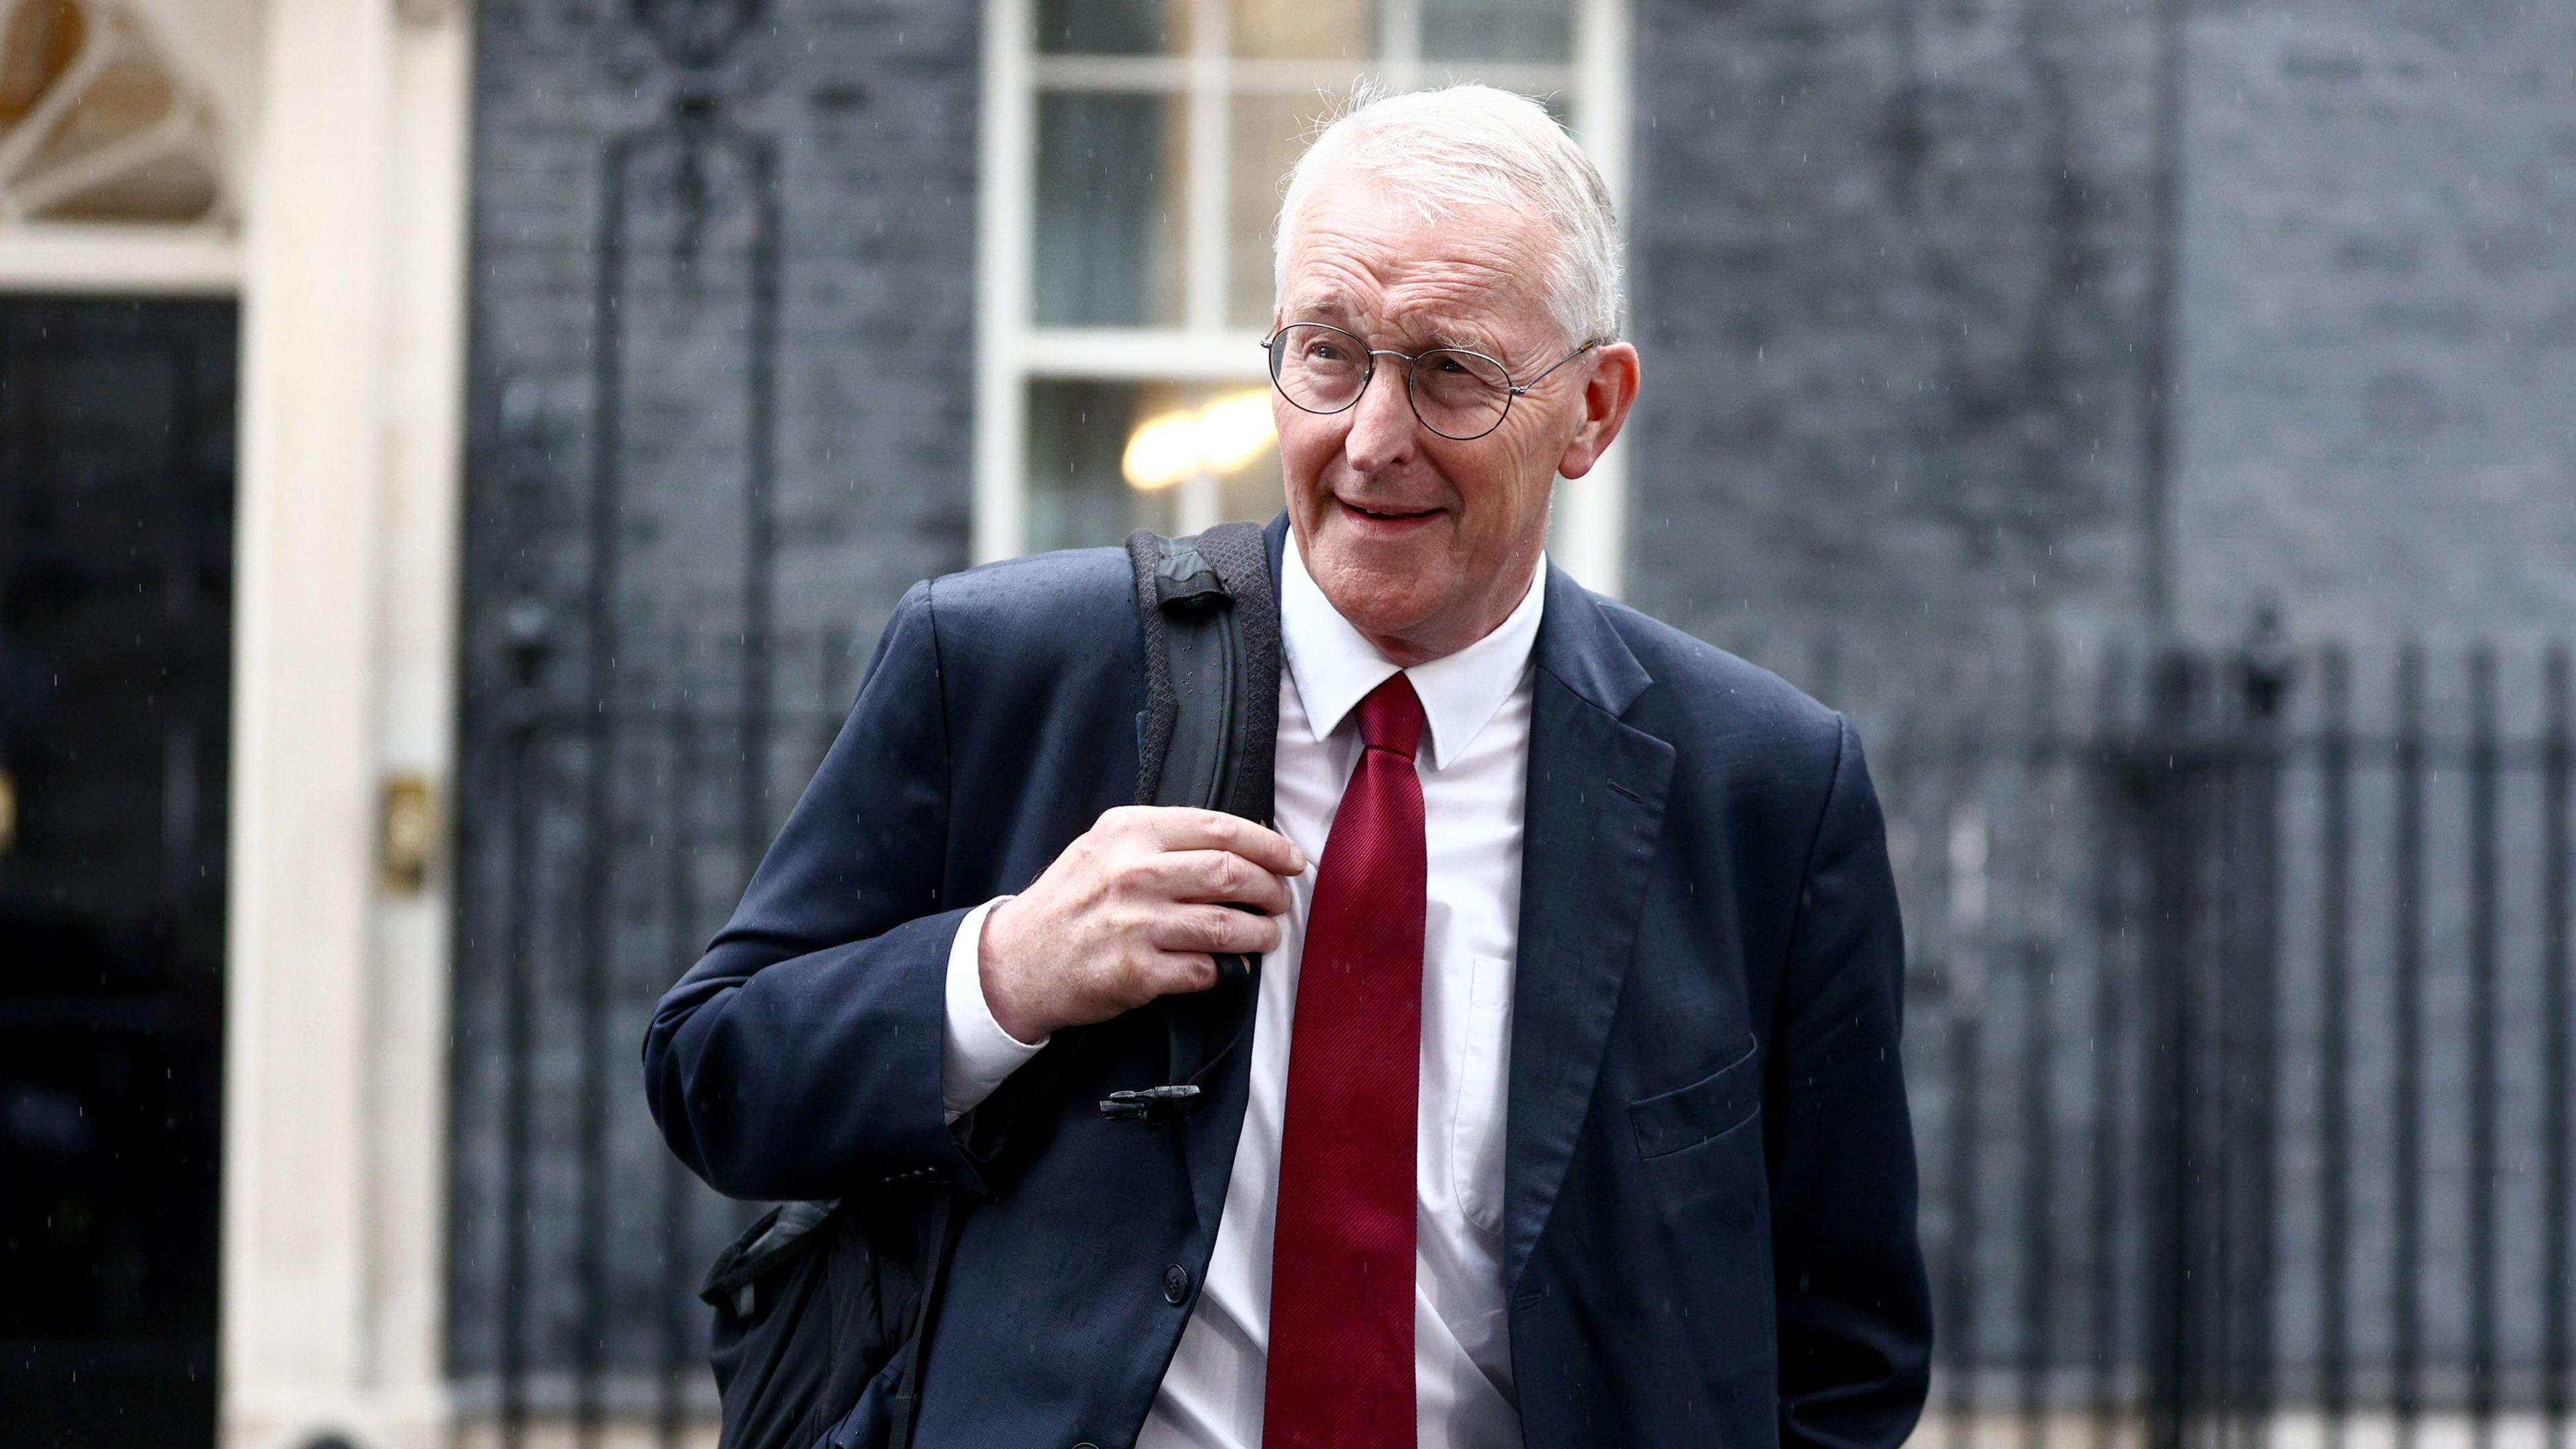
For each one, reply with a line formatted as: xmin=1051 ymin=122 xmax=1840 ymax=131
xmin=1269 ymin=323 xmax=1514 ymax=439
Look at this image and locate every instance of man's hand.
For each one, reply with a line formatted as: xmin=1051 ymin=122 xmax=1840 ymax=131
xmin=979 ymin=806 xmax=1307 ymax=1044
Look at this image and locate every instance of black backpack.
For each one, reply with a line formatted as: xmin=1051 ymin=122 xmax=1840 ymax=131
xmin=693 ymin=523 xmax=1283 ymax=1449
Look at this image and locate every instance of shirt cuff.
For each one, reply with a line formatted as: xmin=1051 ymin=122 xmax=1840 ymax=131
xmin=941 ymin=896 xmax=1049 ymax=1124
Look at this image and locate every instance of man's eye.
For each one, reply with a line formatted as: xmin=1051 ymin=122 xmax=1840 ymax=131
xmin=1309 ymin=343 xmax=1347 ymax=362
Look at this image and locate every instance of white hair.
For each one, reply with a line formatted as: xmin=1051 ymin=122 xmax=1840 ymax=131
xmin=1271 ymin=83 xmax=1623 ymax=349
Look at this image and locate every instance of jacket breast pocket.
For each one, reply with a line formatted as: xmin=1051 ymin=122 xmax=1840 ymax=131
xmin=1627 ymin=1037 xmax=1762 ymax=1162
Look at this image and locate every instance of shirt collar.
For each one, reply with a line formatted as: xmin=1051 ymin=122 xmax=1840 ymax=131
xmin=1280 ymin=531 xmax=1548 ymax=771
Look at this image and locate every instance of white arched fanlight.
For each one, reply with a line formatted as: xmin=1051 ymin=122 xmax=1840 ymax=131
xmin=0 ymin=0 xmax=226 ymax=225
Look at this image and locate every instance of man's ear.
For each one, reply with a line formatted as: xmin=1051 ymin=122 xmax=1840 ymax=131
xmin=1556 ymin=342 xmax=1642 ymax=480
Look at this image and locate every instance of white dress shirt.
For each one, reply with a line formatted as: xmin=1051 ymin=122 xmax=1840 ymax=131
xmin=941 ymin=536 xmax=1546 ymax=1449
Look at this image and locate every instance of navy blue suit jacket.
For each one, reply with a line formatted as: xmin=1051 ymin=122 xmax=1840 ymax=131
xmin=645 ymin=515 xmax=1931 ymax=1449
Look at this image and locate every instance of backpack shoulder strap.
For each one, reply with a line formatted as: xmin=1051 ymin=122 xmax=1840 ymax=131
xmin=1126 ymin=522 xmax=1280 ymax=823
xmin=1123 ymin=523 xmax=1282 ymax=1098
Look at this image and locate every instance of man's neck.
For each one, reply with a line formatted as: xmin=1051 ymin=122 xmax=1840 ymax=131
xmin=1309 ymin=553 xmax=1546 ymax=669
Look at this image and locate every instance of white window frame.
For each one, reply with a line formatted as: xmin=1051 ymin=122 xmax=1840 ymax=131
xmin=975 ymin=0 xmax=1633 ymax=595
xmin=0 ymin=222 xmax=240 ymax=294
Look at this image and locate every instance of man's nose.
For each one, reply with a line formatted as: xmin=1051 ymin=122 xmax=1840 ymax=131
xmin=1342 ymin=359 xmax=1419 ymax=473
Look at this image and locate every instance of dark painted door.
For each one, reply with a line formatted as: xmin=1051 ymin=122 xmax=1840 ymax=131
xmin=0 ymin=296 xmax=236 ymax=1449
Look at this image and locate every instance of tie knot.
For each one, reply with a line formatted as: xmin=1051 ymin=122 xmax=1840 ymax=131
xmin=1355 ymin=672 xmax=1426 ymax=759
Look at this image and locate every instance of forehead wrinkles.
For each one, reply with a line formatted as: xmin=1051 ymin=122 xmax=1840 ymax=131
xmin=1283 ymin=235 xmax=1549 ymax=356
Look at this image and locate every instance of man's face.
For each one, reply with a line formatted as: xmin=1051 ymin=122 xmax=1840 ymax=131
xmin=1273 ymin=176 xmax=1637 ymax=665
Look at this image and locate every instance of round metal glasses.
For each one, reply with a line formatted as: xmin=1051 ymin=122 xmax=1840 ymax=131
xmin=1260 ymin=321 xmax=1599 ymax=442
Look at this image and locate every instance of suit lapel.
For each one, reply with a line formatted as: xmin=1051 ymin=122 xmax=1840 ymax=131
xmin=1503 ymin=568 xmax=1674 ymax=1291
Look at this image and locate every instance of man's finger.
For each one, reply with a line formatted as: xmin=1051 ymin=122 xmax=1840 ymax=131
xmin=1143 ymin=951 xmax=1222 ymax=998
xmin=1148 ymin=903 xmax=1285 ymax=959
xmin=1138 ymin=808 xmax=1307 ymax=876
xmin=1148 ymin=850 xmax=1297 ymax=914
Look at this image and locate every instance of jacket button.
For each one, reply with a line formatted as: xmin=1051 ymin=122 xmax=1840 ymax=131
xmin=1162 ymin=1264 xmax=1191 ymax=1305
xmin=1074 ymin=1443 xmax=1101 ymax=1449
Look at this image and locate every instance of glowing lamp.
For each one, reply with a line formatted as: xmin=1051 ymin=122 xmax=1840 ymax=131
xmin=1122 ymin=388 xmax=1276 ymax=491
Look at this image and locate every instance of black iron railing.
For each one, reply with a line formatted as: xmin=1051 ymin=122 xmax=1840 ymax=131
xmin=457 ymin=671 xmax=848 ymax=1444
xmin=1861 ymin=633 xmax=2576 ymax=1449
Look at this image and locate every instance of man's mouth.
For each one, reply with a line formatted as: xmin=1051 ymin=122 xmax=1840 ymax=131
xmin=1338 ymin=498 xmax=1440 ymax=525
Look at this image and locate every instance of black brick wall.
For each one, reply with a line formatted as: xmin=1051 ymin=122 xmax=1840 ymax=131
xmin=1624 ymin=0 xmax=2167 ymax=690
xmin=1623 ymin=0 xmax=2576 ymax=693
xmin=2171 ymin=0 xmax=2576 ymax=645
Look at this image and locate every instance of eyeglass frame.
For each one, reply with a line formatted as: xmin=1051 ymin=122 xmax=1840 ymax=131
xmin=1258 ymin=321 xmax=1603 ymax=442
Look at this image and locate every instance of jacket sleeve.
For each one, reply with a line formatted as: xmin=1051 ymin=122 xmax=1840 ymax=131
xmin=1766 ymin=715 xmax=1935 ymax=1449
xmin=641 ymin=579 xmax=986 ymax=1202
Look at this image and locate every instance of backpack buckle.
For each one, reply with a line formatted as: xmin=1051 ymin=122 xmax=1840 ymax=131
xmin=1153 ymin=541 xmax=1233 ymax=612
xmin=1099 ymin=1083 xmax=1203 ymax=1127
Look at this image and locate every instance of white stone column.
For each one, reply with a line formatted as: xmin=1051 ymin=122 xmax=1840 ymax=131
xmin=220 ymin=1 xmax=473 ymax=1446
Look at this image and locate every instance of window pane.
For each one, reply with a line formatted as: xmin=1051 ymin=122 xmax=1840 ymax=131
xmin=1027 ymin=380 xmax=1281 ymax=552
xmin=1226 ymin=90 xmax=1349 ymax=329
xmin=1034 ymin=0 xmax=1189 ymax=54
xmin=1231 ymin=0 xmax=1375 ymax=60
xmin=1034 ymin=92 xmax=1188 ymax=328
xmin=1217 ymin=449 xmax=1283 ymax=526
xmin=1028 ymin=380 xmax=1171 ymax=551
xmin=1422 ymin=0 xmax=1576 ymax=63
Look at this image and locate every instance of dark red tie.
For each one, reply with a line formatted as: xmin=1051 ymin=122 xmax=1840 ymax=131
xmin=1263 ymin=674 xmax=1428 ymax=1449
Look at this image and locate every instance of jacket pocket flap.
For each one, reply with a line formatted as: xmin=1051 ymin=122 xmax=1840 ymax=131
xmin=1627 ymin=1038 xmax=1762 ymax=1160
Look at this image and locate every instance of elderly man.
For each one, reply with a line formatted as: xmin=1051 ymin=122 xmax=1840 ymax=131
xmin=647 ymin=85 xmax=1930 ymax=1449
